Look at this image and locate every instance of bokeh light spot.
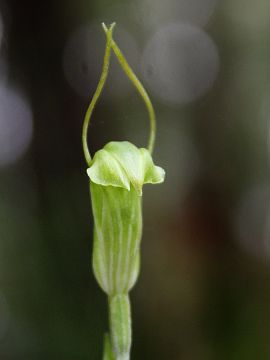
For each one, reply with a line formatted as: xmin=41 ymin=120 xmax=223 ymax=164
xmin=63 ymin=23 xmax=140 ymax=100
xmin=136 ymin=0 xmax=218 ymax=29
xmin=141 ymin=23 xmax=219 ymax=105
xmin=0 ymin=85 xmax=33 ymax=167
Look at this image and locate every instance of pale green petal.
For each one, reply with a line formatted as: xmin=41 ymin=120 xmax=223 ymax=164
xmin=104 ymin=141 xmax=144 ymax=195
xmin=87 ymin=149 xmax=130 ymax=190
xmin=87 ymin=141 xmax=165 ymax=195
xmin=140 ymin=148 xmax=165 ymax=185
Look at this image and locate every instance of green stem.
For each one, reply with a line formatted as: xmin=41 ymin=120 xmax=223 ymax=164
xmin=102 ymin=24 xmax=156 ymax=155
xmin=82 ymin=23 xmax=115 ymax=166
xmin=109 ymin=294 xmax=131 ymax=360
xmin=103 ymin=333 xmax=116 ymax=360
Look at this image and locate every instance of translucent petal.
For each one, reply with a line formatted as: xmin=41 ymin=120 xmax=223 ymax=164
xmin=87 ymin=149 xmax=130 ymax=190
xmin=104 ymin=141 xmax=144 ymax=194
xmin=140 ymin=148 xmax=165 ymax=185
xmin=87 ymin=141 xmax=165 ymax=195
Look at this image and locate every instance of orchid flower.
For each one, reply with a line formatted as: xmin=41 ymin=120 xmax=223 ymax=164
xmin=82 ymin=23 xmax=165 ymax=360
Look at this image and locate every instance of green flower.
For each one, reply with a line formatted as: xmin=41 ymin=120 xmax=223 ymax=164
xmin=87 ymin=141 xmax=164 ymax=295
xmin=88 ymin=141 xmax=164 ymax=195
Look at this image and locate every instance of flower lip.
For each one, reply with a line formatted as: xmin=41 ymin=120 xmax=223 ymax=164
xmin=87 ymin=141 xmax=165 ymax=195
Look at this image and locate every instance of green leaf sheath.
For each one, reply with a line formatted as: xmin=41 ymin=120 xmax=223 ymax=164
xmin=90 ymin=182 xmax=142 ymax=295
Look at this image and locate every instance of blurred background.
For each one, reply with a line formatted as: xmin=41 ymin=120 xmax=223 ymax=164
xmin=1 ymin=0 xmax=270 ymax=359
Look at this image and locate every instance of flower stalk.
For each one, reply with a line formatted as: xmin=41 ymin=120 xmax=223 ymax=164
xmin=82 ymin=23 xmax=165 ymax=360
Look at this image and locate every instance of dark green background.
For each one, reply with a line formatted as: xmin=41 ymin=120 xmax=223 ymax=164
xmin=1 ymin=0 xmax=270 ymax=359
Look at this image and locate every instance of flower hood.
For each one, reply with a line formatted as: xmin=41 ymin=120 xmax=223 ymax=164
xmin=87 ymin=141 xmax=165 ymax=196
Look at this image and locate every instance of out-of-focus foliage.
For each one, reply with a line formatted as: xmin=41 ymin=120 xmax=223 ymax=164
xmin=1 ymin=0 xmax=270 ymax=359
